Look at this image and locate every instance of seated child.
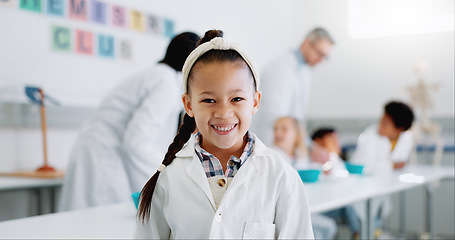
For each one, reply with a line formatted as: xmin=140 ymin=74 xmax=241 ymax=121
xmin=350 ymin=101 xmax=415 ymax=173
xmin=273 ymin=116 xmax=309 ymax=168
xmin=310 ymin=128 xmax=360 ymax=238
xmin=349 ymin=100 xmax=415 ymax=238
xmin=310 ymin=128 xmax=346 ymax=175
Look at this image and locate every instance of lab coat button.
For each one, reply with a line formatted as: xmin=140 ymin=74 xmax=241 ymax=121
xmin=218 ymin=178 xmax=226 ymax=187
xmin=228 ymin=160 xmax=235 ymax=166
xmin=216 ymin=213 xmax=222 ymax=222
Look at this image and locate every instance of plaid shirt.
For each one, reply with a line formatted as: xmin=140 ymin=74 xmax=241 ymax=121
xmin=194 ymin=132 xmax=255 ymax=178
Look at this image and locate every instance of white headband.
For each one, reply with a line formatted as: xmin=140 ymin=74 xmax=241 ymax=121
xmin=182 ymin=37 xmax=260 ymax=94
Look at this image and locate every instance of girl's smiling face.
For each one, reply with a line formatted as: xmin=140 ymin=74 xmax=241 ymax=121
xmin=183 ymin=60 xmax=261 ymax=155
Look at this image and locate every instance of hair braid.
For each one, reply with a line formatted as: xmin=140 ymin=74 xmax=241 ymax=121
xmin=138 ymin=114 xmax=196 ymax=222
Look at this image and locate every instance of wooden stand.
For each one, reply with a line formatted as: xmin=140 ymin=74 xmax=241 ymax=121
xmin=36 ymin=89 xmax=56 ymax=172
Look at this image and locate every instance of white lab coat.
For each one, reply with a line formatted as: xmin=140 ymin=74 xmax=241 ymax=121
xmin=350 ymin=125 xmax=414 ymax=223
xmin=135 ymin=134 xmax=314 ymax=239
xmin=59 ymin=63 xmax=183 ymax=211
xmin=350 ymin=125 xmax=414 ymax=174
xmin=251 ymin=51 xmax=312 ymax=145
xmin=272 ymin=146 xmax=337 ymax=240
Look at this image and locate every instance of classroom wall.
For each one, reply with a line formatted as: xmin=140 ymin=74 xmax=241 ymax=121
xmin=302 ymin=0 xmax=454 ymax=119
xmin=0 ymin=0 xmax=306 ymax=107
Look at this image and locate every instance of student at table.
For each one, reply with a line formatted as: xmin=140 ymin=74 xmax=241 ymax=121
xmin=310 ymin=127 xmax=346 ymax=174
xmin=273 ymin=116 xmax=337 ymax=239
xmin=310 ymin=127 xmax=360 ymax=239
xmin=349 ymin=100 xmax=415 ymax=238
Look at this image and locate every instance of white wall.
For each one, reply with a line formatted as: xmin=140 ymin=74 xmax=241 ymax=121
xmin=302 ymin=0 xmax=454 ymax=119
xmin=0 ymin=0 xmax=306 ymax=107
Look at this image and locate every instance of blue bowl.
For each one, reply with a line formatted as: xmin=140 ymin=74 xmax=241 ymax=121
xmin=345 ymin=162 xmax=364 ymax=174
xmin=132 ymin=192 xmax=140 ymax=209
xmin=298 ymin=169 xmax=321 ymax=183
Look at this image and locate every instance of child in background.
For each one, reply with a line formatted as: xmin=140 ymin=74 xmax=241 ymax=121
xmin=350 ymin=100 xmax=415 ymax=238
xmin=273 ymin=116 xmax=309 ymax=168
xmin=310 ymin=128 xmax=346 ymax=175
xmin=310 ymin=128 xmax=360 ymax=239
xmin=273 ymin=117 xmax=337 ymax=240
xmin=135 ymin=30 xmax=314 ymax=239
xmin=350 ymin=101 xmax=415 ymax=173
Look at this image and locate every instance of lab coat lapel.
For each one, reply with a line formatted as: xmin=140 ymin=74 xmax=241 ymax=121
xmin=225 ymin=156 xmax=258 ymax=194
xmin=177 ymin=137 xmax=217 ymax=212
xmin=224 ymin=135 xmax=265 ymax=196
xmin=187 ymin=156 xmax=217 ymax=212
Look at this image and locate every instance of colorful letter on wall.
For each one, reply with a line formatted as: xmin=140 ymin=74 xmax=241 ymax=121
xmin=98 ymin=34 xmax=114 ymax=58
xmin=119 ymin=39 xmax=132 ymax=60
xmin=112 ymin=5 xmax=126 ymax=28
xmin=146 ymin=14 xmax=161 ymax=35
xmin=163 ymin=18 xmax=174 ymax=38
xmin=130 ymin=10 xmax=144 ymax=32
xmin=20 ymin=0 xmax=41 ymax=12
xmin=91 ymin=0 xmax=106 ymax=25
xmin=47 ymin=0 xmax=64 ymax=16
xmin=0 ymin=0 xmax=16 ymax=7
xmin=52 ymin=25 xmax=71 ymax=52
xmin=76 ymin=30 xmax=93 ymax=55
xmin=69 ymin=0 xmax=86 ymax=20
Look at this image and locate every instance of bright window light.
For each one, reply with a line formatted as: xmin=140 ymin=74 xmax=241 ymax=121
xmin=348 ymin=0 xmax=454 ymax=39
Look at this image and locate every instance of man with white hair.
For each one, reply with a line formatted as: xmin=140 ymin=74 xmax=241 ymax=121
xmin=252 ymin=27 xmax=335 ymax=144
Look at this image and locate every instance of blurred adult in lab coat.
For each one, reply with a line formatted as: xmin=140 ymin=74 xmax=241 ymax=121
xmin=251 ymin=27 xmax=334 ymax=144
xmin=349 ymin=101 xmax=415 ymax=237
xmin=59 ymin=32 xmax=200 ymax=211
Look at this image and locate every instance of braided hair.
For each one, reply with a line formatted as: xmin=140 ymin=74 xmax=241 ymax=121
xmin=138 ymin=114 xmax=195 ymax=222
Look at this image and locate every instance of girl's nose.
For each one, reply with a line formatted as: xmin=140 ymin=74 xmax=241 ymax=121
xmin=214 ymin=103 xmax=234 ymax=118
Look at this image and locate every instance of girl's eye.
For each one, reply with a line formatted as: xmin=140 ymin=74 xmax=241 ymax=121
xmin=231 ymin=97 xmax=244 ymax=102
xmin=201 ymin=99 xmax=215 ymax=103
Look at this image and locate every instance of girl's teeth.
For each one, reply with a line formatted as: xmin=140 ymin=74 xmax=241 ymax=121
xmin=214 ymin=125 xmax=235 ymax=132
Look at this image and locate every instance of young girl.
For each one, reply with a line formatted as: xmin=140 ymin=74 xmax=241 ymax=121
xmin=273 ymin=116 xmax=310 ymax=169
xmin=135 ymin=30 xmax=314 ymax=239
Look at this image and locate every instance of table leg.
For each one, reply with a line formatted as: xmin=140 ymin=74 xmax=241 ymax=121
xmin=367 ymin=198 xmax=375 ymax=239
xmin=50 ymin=187 xmax=56 ymax=213
xmin=399 ymin=191 xmax=406 ymax=239
xmin=35 ymin=189 xmax=42 ymax=215
xmin=361 ymin=200 xmax=367 ymax=239
xmin=426 ymin=184 xmax=435 ymax=240
xmin=360 ymin=199 xmax=374 ymax=239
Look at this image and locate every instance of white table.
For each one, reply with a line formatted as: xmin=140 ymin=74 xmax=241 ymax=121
xmin=0 ymin=202 xmax=137 ymax=239
xmin=0 ymin=177 xmax=63 ymax=214
xmin=305 ymin=165 xmax=454 ymax=239
xmin=0 ymin=165 xmax=452 ymax=239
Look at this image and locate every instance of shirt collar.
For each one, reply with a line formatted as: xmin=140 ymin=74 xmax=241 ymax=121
xmin=294 ymin=48 xmax=307 ymax=66
xmin=194 ymin=132 xmax=255 ymax=177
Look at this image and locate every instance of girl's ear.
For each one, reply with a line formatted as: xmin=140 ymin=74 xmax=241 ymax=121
xmin=252 ymin=91 xmax=262 ymax=114
xmin=182 ymin=94 xmax=194 ymax=117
